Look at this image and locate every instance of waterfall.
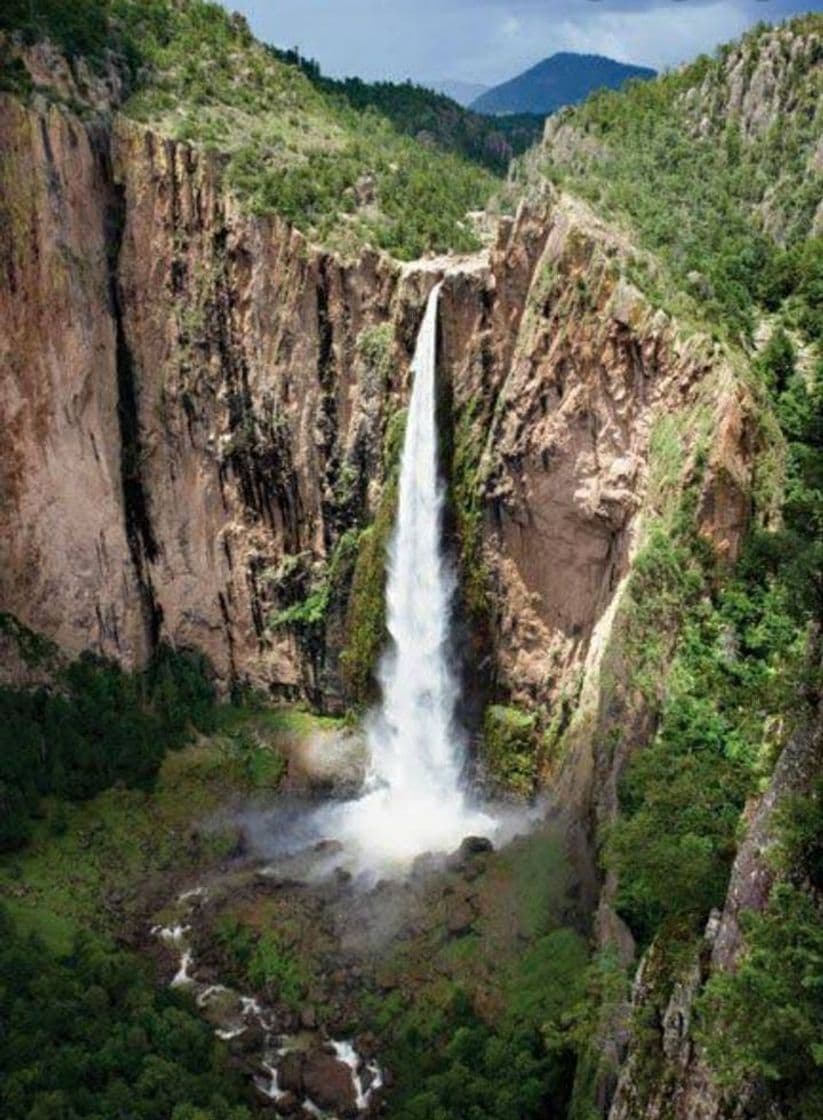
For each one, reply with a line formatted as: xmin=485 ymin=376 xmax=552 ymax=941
xmin=370 ymin=282 xmax=461 ymax=800
xmin=326 ymin=282 xmax=497 ymax=870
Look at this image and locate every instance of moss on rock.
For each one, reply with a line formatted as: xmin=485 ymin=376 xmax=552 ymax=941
xmin=339 ymin=481 xmax=396 ymax=705
xmin=482 ymin=704 xmax=538 ymax=797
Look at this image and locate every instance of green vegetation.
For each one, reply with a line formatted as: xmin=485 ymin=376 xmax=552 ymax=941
xmin=580 ymin=266 xmax=822 ymax=1112
xmin=2 ymin=0 xmax=501 ymax=259
xmin=483 ymin=704 xmax=538 ymax=797
xmin=527 ymin=16 xmax=823 ymax=345
xmin=269 ymin=528 xmax=362 ymax=651
xmin=451 ymin=397 xmax=492 ymax=623
xmin=0 ymin=699 xmax=335 ymax=954
xmin=0 ymin=611 xmax=56 ymax=666
xmin=605 ymin=553 xmax=804 ymax=943
xmin=0 ymin=643 xmax=215 ymax=852
xmin=299 ymin=70 xmax=543 ymax=174
xmin=0 ymin=906 xmax=253 ymax=1120
xmin=339 ymin=410 xmax=407 ymax=703
xmin=356 ymin=322 xmax=395 ymax=387
xmin=220 ymin=726 xmax=286 ymax=790
xmin=605 ymin=342 xmax=820 ymax=947
xmin=696 ymin=783 xmax=823 ymax=1118
xmin=369 ymin=926 xmax=588 ymax=1120
xmin=1 ymin=0 xmax=130 ymax=64
xmin=339 ymin=492 xmax=395 ymax=703
xmin=351 ymin=827 xmax=589 ymax=1119
xmin=215 ymin=918 xmax=308 ymax=1009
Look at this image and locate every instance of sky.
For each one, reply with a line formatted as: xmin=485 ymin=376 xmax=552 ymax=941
xmin=232 ymin=0 xmax=819 ymax=86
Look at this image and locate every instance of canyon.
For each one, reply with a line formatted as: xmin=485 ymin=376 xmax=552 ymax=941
xmin=0 ymin=14 xmax=820 ymax=1120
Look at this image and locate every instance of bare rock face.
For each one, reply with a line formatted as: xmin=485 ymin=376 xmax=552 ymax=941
xmin=440 ymin=194 xmax=757 ymax=728
xmin=0 ymin=96 xmax=145 ymax=666
xmin=0 ymin=83 xmax=759 ymax=730
xmin=110 ymin=117 xmax=404 ymax=697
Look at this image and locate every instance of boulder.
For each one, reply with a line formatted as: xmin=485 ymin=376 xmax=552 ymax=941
xmin=277 ymin=1051 xmax=305 ymax=1095
xmin=274 ymin=1092 xmax=300 ymax=1116
xmin=302 ymin=1049 xmax=358 ymax=1118
xmin=446 ymin=899 xmax=476 ymax=937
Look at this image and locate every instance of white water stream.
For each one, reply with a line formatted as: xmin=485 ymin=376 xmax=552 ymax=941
xmin=325 ymin=282 xmax=497 ymax=869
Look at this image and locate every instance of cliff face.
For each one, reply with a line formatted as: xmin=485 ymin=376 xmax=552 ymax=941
xmin=1 ymin=91 xmax=409 ymax=699
xmin=0 ymin=85 xmax=757 ymax=725
xmin=0 ymin=97 xmax=144 ymax=666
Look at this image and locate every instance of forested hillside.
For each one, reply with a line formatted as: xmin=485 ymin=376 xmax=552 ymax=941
xmin=269 ymin=48 xmax=544 ymax=174
xmin=519 ymin=16 xmax=822 ymax=345
xmin=1 ymin=0 xmax=510 ymax=258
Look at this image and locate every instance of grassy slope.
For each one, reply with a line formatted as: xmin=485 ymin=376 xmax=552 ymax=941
xmin=1 ymin=0 xmax=504 ymax=259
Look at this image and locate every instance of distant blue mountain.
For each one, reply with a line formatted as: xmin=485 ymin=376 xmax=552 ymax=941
xmin=471 ymin=52 xmax=656 ymax=116
xmin=425 ymin=79 xmax=490 ymax=107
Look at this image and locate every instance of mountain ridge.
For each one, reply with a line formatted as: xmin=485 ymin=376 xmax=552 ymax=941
xmin=471 ymin=50 xmax=656 ymax=115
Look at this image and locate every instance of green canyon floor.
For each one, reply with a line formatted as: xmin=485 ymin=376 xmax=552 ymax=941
xmin=0 ymin=704 xmax=594 ymax=1116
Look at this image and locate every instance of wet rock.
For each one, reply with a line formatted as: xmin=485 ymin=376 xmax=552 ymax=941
xmin=446 ymin=899 xmax=476 ymax=937
xmin=231 ymin=1024 xmax=267 ymax=1054
xmin=302 ymin=1049 xmax=358 ymax=1117
xmin=410 ymin=851 xmax=442 ymax=878
xmin=274 ymin=1091 xmax=300 ymax=1115
xmin=462 ymin=859 xmax=485 ymax=883
xmin=299 ymin=1005 xmax=317 ymax=1030
xmin=446 ymin=836 xmax=494 ymax=874
xmin=277 ymin=1051 xmax=305 ymax=1095
xmin=355 ymin=1031 xmax=378 ymax=1059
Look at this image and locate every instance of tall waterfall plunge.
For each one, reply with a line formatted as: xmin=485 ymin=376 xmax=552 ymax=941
xmin=323 ymin=283 xmax=497 ymax=871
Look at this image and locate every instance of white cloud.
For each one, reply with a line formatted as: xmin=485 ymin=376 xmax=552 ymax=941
xmin=553 ymin=2 xmax=754 ymax=69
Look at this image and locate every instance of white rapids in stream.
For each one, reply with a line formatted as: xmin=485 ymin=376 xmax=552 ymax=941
xmin=323 ymin=282 xmax=498 ymax=869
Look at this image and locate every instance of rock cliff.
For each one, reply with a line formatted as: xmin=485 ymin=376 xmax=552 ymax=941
xmin=0 ymin=83 xmax=757 ymax=724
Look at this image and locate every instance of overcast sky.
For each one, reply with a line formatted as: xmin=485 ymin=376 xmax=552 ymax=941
xmin=232 ymin=0 xmax=818 ymax=85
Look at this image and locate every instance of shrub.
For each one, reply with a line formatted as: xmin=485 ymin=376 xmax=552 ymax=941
xmin=483 ymin=705 xmax=538 ymax=797
xmin=695 ymin=779 xmax=822 ymax=1117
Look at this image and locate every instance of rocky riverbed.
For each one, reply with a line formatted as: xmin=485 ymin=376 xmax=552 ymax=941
xmin=146 ymin=795 xmax=596 ymax=1119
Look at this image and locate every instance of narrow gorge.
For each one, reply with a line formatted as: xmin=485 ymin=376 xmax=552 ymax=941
xmin=0 ymin=7 xmax=821 ymax=1120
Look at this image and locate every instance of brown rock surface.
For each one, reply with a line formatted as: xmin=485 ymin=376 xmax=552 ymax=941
xmin=0 ymin=85 xmax=760 ymax=740
xmin=302 ymin=1049 xmax=358 ymax=1117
